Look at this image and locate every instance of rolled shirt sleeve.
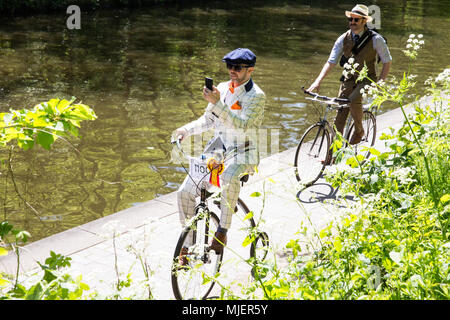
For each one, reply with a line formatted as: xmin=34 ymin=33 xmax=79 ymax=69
xmin=373 ymin=34 xmax=392 ymax=63
xmin=327 ymin=33 xmax=345 ymax=64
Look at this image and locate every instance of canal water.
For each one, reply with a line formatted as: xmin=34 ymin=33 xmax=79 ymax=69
xmin=0 ymin=0 xmax=448 ymax=242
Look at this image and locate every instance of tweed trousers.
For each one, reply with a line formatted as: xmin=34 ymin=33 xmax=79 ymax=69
xmin=177 ymin=162 xmax=250 ymax=245
xmin=334 ymin=80 xmax=366 ymax=143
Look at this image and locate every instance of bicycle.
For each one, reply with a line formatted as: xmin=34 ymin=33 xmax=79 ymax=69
xmin=170 ymin=139 xmax=270 ymax=300
xmin=294 ymin=88 xmax=377 ymax=187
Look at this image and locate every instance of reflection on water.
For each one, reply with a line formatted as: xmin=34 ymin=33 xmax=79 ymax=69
xmin=0 ymin=1 xmax=448 ymax=242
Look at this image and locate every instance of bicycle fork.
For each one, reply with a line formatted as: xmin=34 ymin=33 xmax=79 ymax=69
xmin=309 ymin=118 xmax=329 ymax=158
xmin=192 ymin=187 xmax=212 ymax=263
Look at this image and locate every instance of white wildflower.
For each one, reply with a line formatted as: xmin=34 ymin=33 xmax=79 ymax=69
xmin=435 ymin=68 xmax=450 ymax=83
xmin=424 ymin=77 xmax=433 ymax=85
xmin=343 ymin=63 xmax=351 ymax=70
xmin=353 ymin=63 xmax=359 ymax=68
xmin=418 ymin=34 xmax=423 ymax=38
xmin=391 ymin=166 xmax=416 ymax=185
xmin=409 ymin=34 xmax=415 ymax=38
xmin=406 ymin=44 xmax=412 ymax=48
xmin=348 ymin=57 xmax=355 ymax=64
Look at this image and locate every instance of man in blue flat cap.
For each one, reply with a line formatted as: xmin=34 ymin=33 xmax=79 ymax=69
xmin=175 ymin=48 xmax=265 ymax=259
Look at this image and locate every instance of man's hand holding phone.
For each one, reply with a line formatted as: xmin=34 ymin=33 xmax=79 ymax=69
xmin=203 ymin=77 xmax=220 ymax=104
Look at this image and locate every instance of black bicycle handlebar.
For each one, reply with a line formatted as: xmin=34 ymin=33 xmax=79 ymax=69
xmin=302 ymin=87 xmax=350 ymax=104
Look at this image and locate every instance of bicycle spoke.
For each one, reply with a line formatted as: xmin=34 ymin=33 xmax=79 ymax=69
xmin=172 ymin=212 xmax=222 ymax=300
xmin=294 ymin=124 xmax=330 ymax=186
xmin=348 ymin=111 xmax=376 ymax=159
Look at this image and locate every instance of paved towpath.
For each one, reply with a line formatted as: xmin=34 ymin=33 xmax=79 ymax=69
xmin=1 ymin=97 xmax=437 ymax=299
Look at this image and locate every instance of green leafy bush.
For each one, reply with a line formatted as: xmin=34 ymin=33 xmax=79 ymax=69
xmin=0 ymin=97 xmax=97 ymax=150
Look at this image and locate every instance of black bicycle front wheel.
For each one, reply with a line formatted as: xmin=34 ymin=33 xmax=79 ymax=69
xmin=347 ymin=110 xmax=377 ymax=159
xmin=294 ymin=124 xmax=331 ymax=186
xmin=235 ymin=198 xmax=270 ymax=263
xmin=171 ymin=210 xmax=222 ymax=300
xmin=208 ymin=197 xmax=270 ymax=281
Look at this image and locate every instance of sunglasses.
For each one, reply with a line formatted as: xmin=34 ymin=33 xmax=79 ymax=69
xmin=226 ymin=63 xmax=251 ymax=72
xmin=348 ymin=17 xmax=363 ymax=22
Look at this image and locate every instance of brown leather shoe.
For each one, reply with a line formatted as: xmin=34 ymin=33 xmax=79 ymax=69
xmin=349 ymin=130 xmax=365 ymax=145
xmin=179 ymin=247 xmax=189 ymax=267
xmin=209 ymin=231 xmax=227 ymax=254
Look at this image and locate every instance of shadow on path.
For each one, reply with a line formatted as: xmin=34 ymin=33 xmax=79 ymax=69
xmin=296 ymin=183 xmax=354 ymax=206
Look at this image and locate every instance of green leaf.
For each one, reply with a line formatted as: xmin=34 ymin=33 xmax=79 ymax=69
xmin=440 ymin=194 xmax=450 ymax=205
xmin=333 ymin=237 xmax=343 ymax=253
xmin=346 ymin=156 xmax=359 ymax=168
xmin=201 ymin=272 xmax=212 ymax=285
xmin=17 ymin=139 xmax=35 ymax=150
xmin=0 ymin=247 xmax=8 ymax=256
xmin=286 ymin=239 xmax=301 ymax=257
xmin=250 ymin=192 xmax=261 ymax=197
xmin=242 ymin=235 xmax=255 ymax=247
xmin=243 ymin=211 xmax=253 ymax=221
xmin=369 ymin=147 xmax=381 ymax=156
xmin=13 ymin=230 xmax=31 ymax=243
xmin=36 ymin=131 xmax=55 ymax=150
xmin=0 ymin=276 xmax=9 ymax=286
xmin=25 ymin=282 xmax=43 ymax=300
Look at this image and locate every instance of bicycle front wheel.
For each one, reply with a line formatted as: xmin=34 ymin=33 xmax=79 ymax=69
xmin=171 ymin=209 xmax=222 ymax=300
xmin=208 ymin=197 xmax=270 ymax=280
xmin=294 ymin=124 xmax=331 ymax=186
xmin=347 ymin=110 xmax=377 ymax=159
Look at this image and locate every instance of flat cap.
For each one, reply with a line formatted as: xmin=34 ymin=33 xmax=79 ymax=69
xmin=222 ymin=48 xmax=256 ymax=66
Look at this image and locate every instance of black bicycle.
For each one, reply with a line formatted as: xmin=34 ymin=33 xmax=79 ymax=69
xmin=294 ymin=88 xmax=377 ymax=187
xmin=170 ymin=139 xmax=269 ymax=300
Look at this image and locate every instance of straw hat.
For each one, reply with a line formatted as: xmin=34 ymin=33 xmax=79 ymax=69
xmin=345 ymin=4 xmax=373 ymax=23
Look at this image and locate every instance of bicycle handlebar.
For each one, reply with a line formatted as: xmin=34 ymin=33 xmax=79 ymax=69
xmin=302 ymin=87 xmax=350 ymax=104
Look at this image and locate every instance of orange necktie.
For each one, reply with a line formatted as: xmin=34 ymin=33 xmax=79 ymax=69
xmin=228 ymin=82 xmax=235 ymax=94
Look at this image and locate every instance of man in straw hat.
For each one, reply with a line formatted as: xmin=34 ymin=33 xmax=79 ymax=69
xmin=307 ymin=4 xmax=392 ymax=148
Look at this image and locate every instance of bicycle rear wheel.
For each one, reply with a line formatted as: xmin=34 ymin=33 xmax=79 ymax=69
xmin=171 ymin=209 xmax=222 ymax=300
xmin=294 ymin=124 xmax=331 ymax=186
xmin=347 ymin=110 xmax=377 ymax=159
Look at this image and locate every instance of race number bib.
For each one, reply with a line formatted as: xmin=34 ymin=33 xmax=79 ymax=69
xmin=189 ymin=157 xmax=209 ymax=182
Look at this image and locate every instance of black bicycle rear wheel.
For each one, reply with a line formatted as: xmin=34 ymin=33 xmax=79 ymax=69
xmin=347 ymin=110 xmax=377 ymax=159
xmin=171 ymin=209 xmax=222 ymax=300
xmin=294 ymin=124 xmax=331 ymax=186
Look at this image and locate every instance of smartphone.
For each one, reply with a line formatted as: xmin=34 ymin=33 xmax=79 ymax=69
xmin=205 ymin=77 xmax=213 ymax=90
